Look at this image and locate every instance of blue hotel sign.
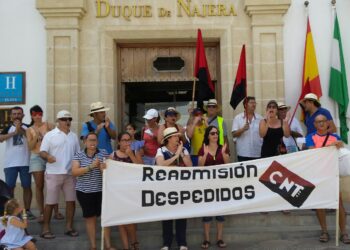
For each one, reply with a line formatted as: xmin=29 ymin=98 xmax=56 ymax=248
xmin=0 ymin=72 xmax=26 ymax=105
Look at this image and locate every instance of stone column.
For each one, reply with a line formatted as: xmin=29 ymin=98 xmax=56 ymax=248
xmin=36 ymin=0 xmax=86 ymax=131
xmin=244 ymin=0 xmax=291 ymax=113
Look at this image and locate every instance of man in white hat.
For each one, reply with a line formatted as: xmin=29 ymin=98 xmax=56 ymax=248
xmin=205 ymin=99 xmax=229 ymax=147
xmin=81 ymin=102 xmax=116 ymax=154
xmin=300 ymin=93 xmax=336 ymax=135
xmin=277 ymin=102 xmax=303 ymax=153
xmin=39 ymin=110 xmax=80 ymax=239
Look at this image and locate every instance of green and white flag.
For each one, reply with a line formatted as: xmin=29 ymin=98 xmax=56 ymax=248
xmin=329 ymin=14 xmax=349 ymax=143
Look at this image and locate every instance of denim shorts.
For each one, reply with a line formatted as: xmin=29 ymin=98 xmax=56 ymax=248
xmin=4 ymin=166 xmax=32 ymax=189
xmin=202 ymin=216 xmax=225 ymax=223
xmin=29 ymin=153 xmax=46 ymax=173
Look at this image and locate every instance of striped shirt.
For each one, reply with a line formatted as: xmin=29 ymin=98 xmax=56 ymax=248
xmin=73 ymin=149 xmax=109 ymax=193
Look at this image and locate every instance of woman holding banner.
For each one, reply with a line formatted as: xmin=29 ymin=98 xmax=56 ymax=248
xmin=71 ymin=132 xmax=115 ymax=250
xmin=156 ymin=127 xmax=192 ymax=250
xmin=110 ymin=131 xmax=142 ymax=250
xmin=198 ymin=126 xmax=230 ymax=249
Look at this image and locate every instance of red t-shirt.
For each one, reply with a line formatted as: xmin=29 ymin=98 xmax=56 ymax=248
xmin=198 ymin=145 xmax=225 ymax=166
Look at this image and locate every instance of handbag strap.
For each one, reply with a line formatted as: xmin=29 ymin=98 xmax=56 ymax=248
xmin=322 ymin=133 xmax=330 ymax=147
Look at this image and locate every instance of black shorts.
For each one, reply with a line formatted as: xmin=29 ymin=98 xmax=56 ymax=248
xmin=76 ymin=191 xmax=102 ymax=218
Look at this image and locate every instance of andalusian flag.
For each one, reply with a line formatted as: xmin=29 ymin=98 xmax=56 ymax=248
xmin=329 ymin=15 xmax=349 ymax=143
xmin=301 ymin=18 xmax=322 ymax=98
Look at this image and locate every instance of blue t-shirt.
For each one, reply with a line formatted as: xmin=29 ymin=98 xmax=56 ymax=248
xmin=131 ymin=140 xmax=144 ymax=152
xmin=305 ymin=107 xmax=333 ymax=135
xmin=81 ymin=121 xmax=116 ymax=154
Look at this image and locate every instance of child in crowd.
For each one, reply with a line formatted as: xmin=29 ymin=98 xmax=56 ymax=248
xmin=125 ymin=123 xmax=144 ymax=164
xmin=0 ymin=199 xmax=36 ymax=250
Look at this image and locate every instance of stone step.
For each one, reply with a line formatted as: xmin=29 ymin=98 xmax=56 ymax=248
xmin=33 ymin=227 xmax=349 ymax=250
xmin=27 ymin=209 xmax=346 ymax=234
xmin=27 ymin=204 xmax=350 ymax=250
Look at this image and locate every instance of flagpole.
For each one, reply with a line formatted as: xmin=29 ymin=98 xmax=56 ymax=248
xmin=331 ymin=0 xmax=340 ymax=132
xmin=290 ymin=1 xmax=310 ymax=126
xmin=192 ymin=77 xmax=197 ymax=109
xmin=331 ymin=1 xmax=340 ymax=246
xmin=101 ymin=227 xmax=104 ymax=250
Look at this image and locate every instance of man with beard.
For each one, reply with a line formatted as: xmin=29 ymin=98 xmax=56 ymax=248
xmin=0 ymin=106 xmax=35 ymax=219
xmin=81 ymin=102 xmax=116 ymax=154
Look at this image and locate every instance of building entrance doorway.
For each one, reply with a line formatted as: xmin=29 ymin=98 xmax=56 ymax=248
xmin=118 ymin=43 xmax=220 ymax=131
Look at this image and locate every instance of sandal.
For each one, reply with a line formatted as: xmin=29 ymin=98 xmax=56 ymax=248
xmin=64 ymin=229 xmax=79 ymax=237
xmin=319 ymin=231 xmax=329 ymax=243
xmin=201 ymin=240 xmax=210 ymax=249
xmin=340 ymin=234 xmax=350 ymax=244
xmin=54 ymin=212 xmax=65 ymax=220
xmin=131 ymin=241 xmax=139 ymax=250
xmin=40 ymin=231 xmax=56 ymax=239
xmin=216 ymin=239 xmax=227 ymax=248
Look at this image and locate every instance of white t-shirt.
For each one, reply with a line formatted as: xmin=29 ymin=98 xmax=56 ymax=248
xmin=156 ymin=146 xmax=190 ymax=158
xmin=231 ymin=112 xmax=263 ymax=158
xmin=3 ymin=125 xmax=30 ymax=168
xmin=283 ymin=118 xmax=304 ymax=153
xmin=40 ymin=127 xmax=80 ymax=174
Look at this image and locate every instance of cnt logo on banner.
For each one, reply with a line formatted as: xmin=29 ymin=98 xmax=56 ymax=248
xmin=101 ymin=147 xmax=339 ymax=227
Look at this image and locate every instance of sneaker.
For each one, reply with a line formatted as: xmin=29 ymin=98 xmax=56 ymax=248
xmin=179 ymin=246 xmax=188 ymax=250
xmin=26 ymin=210 xmax=36 ymax=220
xmin=160 ymin=246 xmax=169 ymax=250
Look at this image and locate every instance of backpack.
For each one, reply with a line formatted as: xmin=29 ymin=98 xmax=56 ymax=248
xmin=81 ymin=121 xmax=109 ymax=140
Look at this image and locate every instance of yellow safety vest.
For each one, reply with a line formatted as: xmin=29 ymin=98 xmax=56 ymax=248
xmin=217 ymin=116 xmax=224 ymax=145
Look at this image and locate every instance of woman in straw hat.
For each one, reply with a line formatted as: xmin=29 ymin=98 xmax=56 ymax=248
xmin=156 ymin=127 xmax=192 ymax=250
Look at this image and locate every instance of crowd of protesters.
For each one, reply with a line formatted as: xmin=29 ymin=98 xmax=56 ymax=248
xmin=0 ymin=94 xmax=349 ymax=250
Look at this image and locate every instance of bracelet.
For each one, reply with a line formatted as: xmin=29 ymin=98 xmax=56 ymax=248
xmin=87 ymin=165 xmax=93 ymax=171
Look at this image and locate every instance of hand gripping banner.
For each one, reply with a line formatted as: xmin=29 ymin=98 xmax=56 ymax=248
xmin=101 ymin=147 xmax=339 ymax=227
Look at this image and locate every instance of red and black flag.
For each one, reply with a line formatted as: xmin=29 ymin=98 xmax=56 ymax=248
xmin=230 ymin=45 xmax=247 ymax=109
xmin=194 ymin=29 xmax=215 ymax=110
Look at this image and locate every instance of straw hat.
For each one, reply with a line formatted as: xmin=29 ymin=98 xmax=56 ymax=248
xmin=89 ymin=102 xmax=110 ymax=115
xmin=162 ymin=127 xmax=181 ymax=144
xmin=204 ymin=99 xmax=221 ymax=112
xmin=162 ymin=107 xmax=181 ymax=121
xmin=299 ymin=93 xmax=321 ymax=107
xmin=277 ymin=102 xmax=291 ymax=111
xmin=56 ymin=110 xmax=72 ymax=119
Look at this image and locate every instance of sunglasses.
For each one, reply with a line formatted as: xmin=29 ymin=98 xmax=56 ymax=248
xmin=209 ymin=131 xmax=219 ymax=135
xmin=207 ymin=105 xmax=217 ymax=108
xmin=32 ymin=111 xmax=43 ymax=116
xmin=267 ymin=105 xmax=277 ymax=109
xmin=315 ymin=120 xmax=327 ymax=124
xmin=59 ymin=118 xmax=72 ymax=122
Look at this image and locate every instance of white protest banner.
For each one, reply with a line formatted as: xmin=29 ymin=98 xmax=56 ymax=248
xmin=101 ymin=147 xmax=339 ymax=227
